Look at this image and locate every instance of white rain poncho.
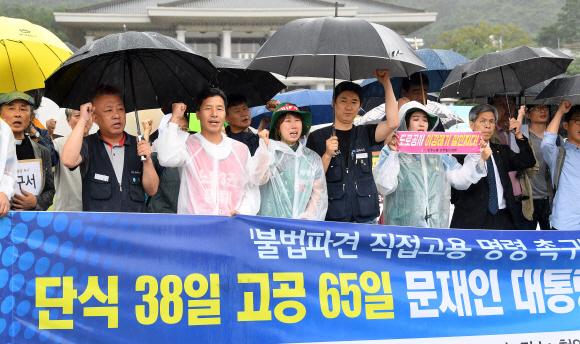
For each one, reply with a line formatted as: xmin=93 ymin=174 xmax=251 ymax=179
xmin=373 ymin=102 xmax=486 ymax=228
xmin=0 ymin=119 xmax=17 ymax=199
xmin=252 ymin=139 xmax=327 ymax=220
xmin=155 ymin=122 xmax=260 ymax=215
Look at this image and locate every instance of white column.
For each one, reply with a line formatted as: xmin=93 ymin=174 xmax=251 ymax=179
xmin=84 ymin=35 xmax=95 ymax=44
xmin=316 ymin=82 xmax=325 ymax=91
xmin=175 ymin=30 xmax=187 ymax=43
xmin=221 ymin=30 xmax=232 ymax=58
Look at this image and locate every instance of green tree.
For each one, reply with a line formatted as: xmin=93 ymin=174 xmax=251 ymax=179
xmin=538 ymin=0 xmax=580 ymax=47
xmin=433 ymin=22 xmax=531 ymax=59
xmin=0 ymin=4 xmax=68 ymax=41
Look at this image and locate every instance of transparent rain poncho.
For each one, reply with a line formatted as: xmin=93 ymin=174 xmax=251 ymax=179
xmin=252 ymin=139 xmax=328 ymax=220
xmin=0 ymin=120 xmax=17 ymax=199
xmin=373 ymin=102 xmax=486 ymax=228
xmin=155 ymin=122 xmax=260 ymax=215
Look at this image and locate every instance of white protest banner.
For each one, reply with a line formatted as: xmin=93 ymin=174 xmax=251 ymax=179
xmin=16 ymin=158 xmax=43 ymax=196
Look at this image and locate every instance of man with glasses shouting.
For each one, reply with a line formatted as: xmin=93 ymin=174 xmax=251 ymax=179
xmin=450 ymin=104 xmax=536 ymax=230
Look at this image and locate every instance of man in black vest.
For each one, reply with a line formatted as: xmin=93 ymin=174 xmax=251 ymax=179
xmin=306 ymin=69 xmax=399 ymax=223
xmin=61 ymin=85 xmax=159 ymax=212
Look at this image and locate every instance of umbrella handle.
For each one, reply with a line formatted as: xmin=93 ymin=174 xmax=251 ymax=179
xmin=138 ymin=135 xmax=147 ymax=161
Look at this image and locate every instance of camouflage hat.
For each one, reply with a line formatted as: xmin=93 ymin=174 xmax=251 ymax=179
xmin=0 ymin=91 xmax=35 ymax=107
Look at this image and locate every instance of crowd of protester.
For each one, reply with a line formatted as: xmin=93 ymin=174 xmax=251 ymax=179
xmin=0 ymin=68 xmax=578 ymax=230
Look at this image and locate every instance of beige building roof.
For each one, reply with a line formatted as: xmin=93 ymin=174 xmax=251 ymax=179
xmin=54 ymin=0 xmax=436 ymax=89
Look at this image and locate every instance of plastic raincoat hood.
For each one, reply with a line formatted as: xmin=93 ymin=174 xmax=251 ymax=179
xmin=396 ymin=101 xmax=440 ymax=132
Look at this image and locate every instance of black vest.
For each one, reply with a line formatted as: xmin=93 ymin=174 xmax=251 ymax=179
xmin=81 ymin=132 xmax=146 ymax=213
xmin=226 ymin=126 xmax=259 ymax=156
xmin=310 ymin=125 xmax=380 ymax=222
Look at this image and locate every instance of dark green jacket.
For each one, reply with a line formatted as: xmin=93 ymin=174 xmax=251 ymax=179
xmin=147 ymin=152 xmax=180 ymax=214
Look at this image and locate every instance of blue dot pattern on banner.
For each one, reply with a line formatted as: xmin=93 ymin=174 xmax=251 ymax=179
xmin=0 ymin=211 xmax=130 ymax=342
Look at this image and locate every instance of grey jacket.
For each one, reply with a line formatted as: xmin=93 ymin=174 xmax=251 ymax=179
xmin=25 ymin=137 xmax=55 ymax=211
xmin=546 ymin=145 xmax=566 ymax=215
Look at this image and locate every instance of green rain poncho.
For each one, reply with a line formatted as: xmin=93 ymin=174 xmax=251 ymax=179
xmin=373 ymin=101 xmax=486 ymax=228
xmin=253 ymin=139 xmax=327 ymax=220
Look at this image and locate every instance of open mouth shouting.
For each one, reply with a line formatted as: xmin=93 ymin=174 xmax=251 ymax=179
xmin=288 ymin=130 xmax=299 ymax=139
xmin=10 ymin=120 xmax=23 ymax=129
xmin=208 ymin=118 xmax=221 ymax=128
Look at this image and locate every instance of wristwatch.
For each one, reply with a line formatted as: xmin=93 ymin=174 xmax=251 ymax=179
xmin=33 ymin=131 xmax=40 ymax=139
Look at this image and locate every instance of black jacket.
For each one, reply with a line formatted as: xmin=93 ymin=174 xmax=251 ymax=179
xmin=307 ymin=125 xmax=379 ymax=222
xmin=225 ymin=126 xmax=259 ymax=156
xmin=450 ymin=138 xmax=536 ymax=230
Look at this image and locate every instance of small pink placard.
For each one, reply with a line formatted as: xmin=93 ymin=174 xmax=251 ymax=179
xmin=397 ymin=132 xmax=482 ymax=154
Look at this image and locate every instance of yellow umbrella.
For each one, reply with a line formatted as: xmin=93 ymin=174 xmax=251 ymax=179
xmin=0 ymin=16 xmax=72 ymax=93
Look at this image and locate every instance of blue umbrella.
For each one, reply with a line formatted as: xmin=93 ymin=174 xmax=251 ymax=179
xmin=361 ymin=49 xmax=470 ymax=101
xmin=251 ymin=89 xmax=357 ymax=128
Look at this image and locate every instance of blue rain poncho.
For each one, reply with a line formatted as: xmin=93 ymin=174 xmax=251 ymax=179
xmin=252 ymin=139 xmax=328 ymax=220
xmin=373 ymin=101 xmax=486 ymax=228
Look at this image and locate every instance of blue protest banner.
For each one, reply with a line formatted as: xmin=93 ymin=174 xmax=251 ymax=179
xmin=1 ymin=211 xmax=579 ymax=343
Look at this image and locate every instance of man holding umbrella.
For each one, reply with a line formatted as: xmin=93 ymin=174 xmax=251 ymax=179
xmin=489 ymin=96 xmax=538 ymax=230
xmin=225 ymin=94 xmax=279 ymax=156
xmin=306 ymin=69 xmax=399 ymax=223
xmin=61 ymin=85 xmax=159 ymax=212
xmin=398 ymin=72 xmax=429 ymax=109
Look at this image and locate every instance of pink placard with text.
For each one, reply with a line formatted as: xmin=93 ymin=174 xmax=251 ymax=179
xmin=397 ymin=131 xmax=482 ymax=154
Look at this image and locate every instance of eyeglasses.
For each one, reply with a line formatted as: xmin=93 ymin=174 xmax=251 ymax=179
xmin=531 ymin=106 xmax=549 ymax=111
xmin=476 ymin=119 xmax=496 ymax=125
xmin=570 ymin=118 xmax=580 ymax=125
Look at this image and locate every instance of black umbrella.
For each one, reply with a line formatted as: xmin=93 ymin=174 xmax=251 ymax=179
xmin=208 ymin=56 xmax=286 ymax=107
xmin=248 ymin=16 xmax=425 ymax=80
xmin=535 ymin=74 xmax=580 ymax=105
xmin=440 ymin=46 xmax=573 ymax=100
xmin=465 ymin=74 xmax=567 ymax=105
xmin=45 ymin=31 xmax=216 ymax=138
xmin=247 ymin=13 xmax=425 ymax=132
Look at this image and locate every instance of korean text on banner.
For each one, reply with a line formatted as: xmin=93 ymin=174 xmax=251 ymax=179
xmin=398 ymin=132 xmax=481 ymax=154
xmin=1 ymin=212 xmax=580 ymax=344
xmin=15 ymin=158 xmax=43 ymax=196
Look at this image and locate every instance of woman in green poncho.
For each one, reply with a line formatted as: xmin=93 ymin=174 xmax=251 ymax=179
xmin=373 ymin=101 xmax=490 ymax=228
xmin=254 ymin=103 xmax=328 ymax=220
